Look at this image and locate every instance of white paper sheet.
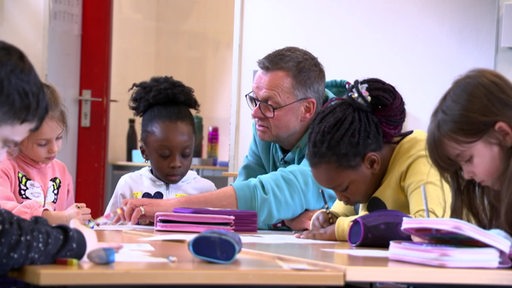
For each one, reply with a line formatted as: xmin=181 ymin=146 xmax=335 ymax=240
xmin=142 ymin=233 xmax=337 ymax=244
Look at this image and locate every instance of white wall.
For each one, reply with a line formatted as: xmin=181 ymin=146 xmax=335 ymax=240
xmin=232 ymin=0 xmax=500 ymax=170
xmin=0 ymin=0 xmax=47 ymax=77
xmin=109 ymin=0 xmax=234 ymax=164
xmin=497 ymin=0 xmax=512 ymax=79
xmin=5 ymin=0 xmax=511 ymax=181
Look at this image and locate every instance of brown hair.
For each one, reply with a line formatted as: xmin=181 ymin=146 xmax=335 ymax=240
xmin=42 ymin=83 xmax=68 ymax=132
xmin=427 ymin=68 xmax=512 ymax=234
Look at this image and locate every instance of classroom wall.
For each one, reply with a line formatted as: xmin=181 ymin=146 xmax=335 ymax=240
xmin=0 ymin=0 xmax=47 ymax=77
xmin=109 ymin=0 xmax=234 ymax=164
xmin=2 ymin=0 xmax=512 ymax=182
xmin=497 ymin=0 xmax=512 ymax=79
xmin=230 ymin=0 xmax=500 ymax=170
xmin=0 ymin=0 xmax=81 ymax=181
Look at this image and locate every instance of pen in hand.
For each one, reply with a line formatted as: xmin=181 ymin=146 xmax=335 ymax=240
xmin=421 ymin=184 xmax=430 ymax=218
xmin=319 ymin=189 xmax=334 ymax=224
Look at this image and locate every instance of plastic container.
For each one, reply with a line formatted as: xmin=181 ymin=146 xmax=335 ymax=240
xmin=207 ymin=126 xmax=219 ymax=166
xmin=126 ymin=118 xmax=138 ymax=162
xmin=193 ymin=114 xmax=203 ymax=158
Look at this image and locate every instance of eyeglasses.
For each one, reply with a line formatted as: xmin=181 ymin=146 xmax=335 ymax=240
xmin=245 ymin=91 xmax=310 ymax=118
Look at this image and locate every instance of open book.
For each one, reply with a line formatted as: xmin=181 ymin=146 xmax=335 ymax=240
xmin=388 ymin=217 xmax=512 ymax=268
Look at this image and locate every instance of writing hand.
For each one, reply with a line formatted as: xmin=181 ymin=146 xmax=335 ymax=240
xmin=294 ymin=224 xmax=336 ymax=241
xmin=71 ymin=203 xmax=92 ymax=224
xmin=44 ymin=204 xmax=92 ymax=225
xmin=310 ymin=210 xmax=336 ymax=230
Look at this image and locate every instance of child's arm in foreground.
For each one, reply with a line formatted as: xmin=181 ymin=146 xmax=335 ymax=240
xmin=0 ymin=209 xmax=122 ymax=275
xmin=0 ymin=209 xmax=87 ymax=275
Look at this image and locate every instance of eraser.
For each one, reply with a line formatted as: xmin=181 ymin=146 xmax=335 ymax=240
xmin=87 ymin=247 xmax=116 ymax=265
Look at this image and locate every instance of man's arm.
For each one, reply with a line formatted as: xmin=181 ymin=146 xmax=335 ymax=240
xmin=122 ymin=186 xmax=237 ymax=224
xmin=233 ymin=162 xmax=335 ymax=229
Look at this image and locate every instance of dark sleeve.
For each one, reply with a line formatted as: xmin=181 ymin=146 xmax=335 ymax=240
xmin=0 ymin=209 xmax=86 ymax=275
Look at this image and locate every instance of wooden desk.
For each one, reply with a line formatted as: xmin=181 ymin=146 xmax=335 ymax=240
xmin=245 ymin=241 xmax=512 ymax=286
xmin=9 ymin=230 xmax=345 ymax=287
xmin=10 ymin=230 xmax=512 ymax=287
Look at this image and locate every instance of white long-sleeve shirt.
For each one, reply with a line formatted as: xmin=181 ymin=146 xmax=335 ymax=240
xmin=104 ymin=166 xmax=216 ymax=216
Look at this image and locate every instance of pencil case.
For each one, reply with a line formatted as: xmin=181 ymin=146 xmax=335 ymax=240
xmin=173 ymin=207 xmax=258 ymax=232
xmin=348 ymin=209 xmax=412 ymax=248
xmin=188 ymin=229 xmax=242 ymax=264
xmin=154 ymin=212 xmax=235 ymax=233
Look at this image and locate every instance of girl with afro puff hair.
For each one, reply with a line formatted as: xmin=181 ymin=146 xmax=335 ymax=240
xmin=104 ymin=76 xmax=216 ymax=220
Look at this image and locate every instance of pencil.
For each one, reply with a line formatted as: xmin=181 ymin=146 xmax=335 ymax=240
xmin=319 ymin=189 xmax=333 ymax=224
xmin=421 ymin=184 xmax=430 ymax=218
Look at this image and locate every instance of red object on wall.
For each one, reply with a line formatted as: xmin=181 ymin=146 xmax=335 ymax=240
xmin=75 ymin=0 xmax=112 ymax=217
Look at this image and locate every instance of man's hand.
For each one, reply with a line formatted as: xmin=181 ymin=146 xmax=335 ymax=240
xmin=120 ymin=198 xmax=174 ymax=224
xmin=284 ymin=210 xmax=318 ymax=231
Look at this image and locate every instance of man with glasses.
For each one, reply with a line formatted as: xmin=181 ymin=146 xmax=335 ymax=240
xmin=121 ymin=47 xmax=345 ymax=231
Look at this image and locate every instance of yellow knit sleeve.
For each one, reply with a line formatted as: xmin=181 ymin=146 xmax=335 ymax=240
xmin=334 ymin=214 xmax=368 ymax=241
xmin=330 ymin=200 xmax=362 ymax=241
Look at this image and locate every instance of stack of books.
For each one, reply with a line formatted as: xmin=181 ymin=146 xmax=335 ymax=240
xmin=154 ymin=207 xmax=258 ymax=233
xmin=388 ymin=217 xmax=512 ymax=268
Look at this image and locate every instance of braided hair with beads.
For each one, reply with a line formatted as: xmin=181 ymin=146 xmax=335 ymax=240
xmin=307 ymin=78 xmax=410 ymax=170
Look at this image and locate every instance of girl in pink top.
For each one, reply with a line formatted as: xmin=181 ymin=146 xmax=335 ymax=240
xmin=0 ymin=83 xmax=91 ymax=225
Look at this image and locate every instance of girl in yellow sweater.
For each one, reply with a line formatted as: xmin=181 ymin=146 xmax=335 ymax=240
xmin=298 ymin=78 xmax=451 ymax=241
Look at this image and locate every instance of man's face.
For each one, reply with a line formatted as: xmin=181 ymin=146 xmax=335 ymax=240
xmin=0 ymin=122 xmax=34 ymax=161
xmin=251 ymin=70 xmax=311 ymax=150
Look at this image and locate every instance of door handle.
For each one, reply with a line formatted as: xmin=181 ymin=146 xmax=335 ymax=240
xmin=79 ymin=89 xmax=102 ymax=127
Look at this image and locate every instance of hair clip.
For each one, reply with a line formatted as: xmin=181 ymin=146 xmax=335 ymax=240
xmin=347 ymin=80 xmax=371 ymax=105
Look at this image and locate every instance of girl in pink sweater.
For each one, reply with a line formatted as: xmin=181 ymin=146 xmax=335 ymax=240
xmin=0 ymin=83 xmax=91 ymax=225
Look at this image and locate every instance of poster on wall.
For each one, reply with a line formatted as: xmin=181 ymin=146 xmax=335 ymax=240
xmin=50 ymin=0 xmax=82 ymax=35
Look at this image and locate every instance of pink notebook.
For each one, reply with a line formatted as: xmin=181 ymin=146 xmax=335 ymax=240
xmin=154 ymin=212 xmax=235 ymax=233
